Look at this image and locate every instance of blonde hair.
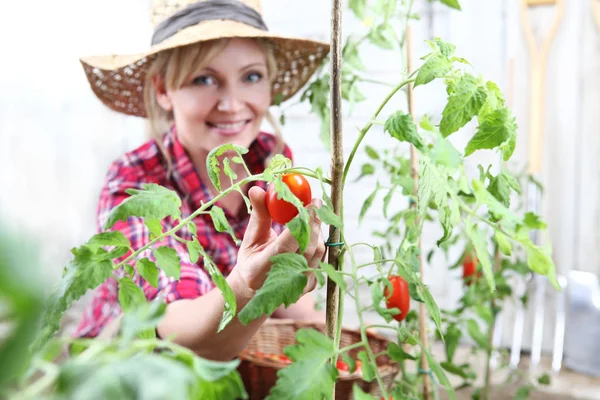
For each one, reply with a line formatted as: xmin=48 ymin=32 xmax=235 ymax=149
xmin=143 ymin=38 xmax=284 ymax=173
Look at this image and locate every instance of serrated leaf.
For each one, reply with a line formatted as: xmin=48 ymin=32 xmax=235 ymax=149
xmin=118 ymin=276 xmax=147 ymax=313
xmin=488 ymin=172 xmax=516 ymax=208
xmin=223 ymin=158 xmax=238 ymax=181
xmin=368 ymin=23 xmax=396 ymax=49
xmin=206 ymin=144 xmax=249 ymax=191
xmin=210 ymin=206 xmax=241 ymax=245
xmin=434 ymin=38 xmax=457 ymax=57
xmin=523 ymin=212 xmax=547 ymax=229
xmin=352 ymin=385 xmax=377 ymax=399
xmin=465 ymin=224 xmax=495 ymax=290
xmin=471 ymin=179 xmax=521 ymax=224
xmin=153 ymin=246 xmax=181 ymax=280
xmin=387 ymin=342 xmax=416 ymax=362
xmin=136 ymin=258 xmax=159 ymax=288
xmin=418 ymin=158 xmax=448 ymax=217
xmin=267 ymin=329 xmax=337 ymax=400
xmin=415 ymin=54 xmax=452 ymax=87
xmin=33 ymin=245 xmax=114 ymax=352
xmin=384 ymin=111 xmax=425 ymax=151
xmin=357 ymin=351 xmax=376 ymax=382
xmin=440 ymin=74 xmax=487 ymax=137
xmin=359 ymin=183 xmax=379 ymax=223
xmin=239 ymin=253 xmax=308 ymax=324
xmin=201 ymin=248 xmax=236 ymax=332
xmin=440 ymin=0 xmax=461 ymax=11
xmin=445 ymin=324 xmax=462 ymax=362
xmin=467 ymin=319 xmax=489 ymax=349
xmin=315 ymin=205 xmax=343 ymax=228
xmin=494 ymin=230 xmax=512 ymax=256
xmin=104 ymin=184 xmax=181 ymax=230
xmin=319 ymin=261 xmax=346 ymax=291
xmin=85 ymin=231 xmax=130 ymax=250
xmin=145 ymin=219 xmax=163 ymax=239
xmin=465 ymin=108 xmax=517 ymax=157
xmin=478 ymin=81 xmax=505 ymax=123
xmin=365 ymin=145 xmax=379 ymax=160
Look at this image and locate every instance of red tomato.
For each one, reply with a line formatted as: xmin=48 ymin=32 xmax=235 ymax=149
xmin=384 ymin=275 xmax=410 ymax=322
xmin=265 ymin=173 xmax=312 ymax=225
xmin=462 ymin=251 xmax=481 ymax=286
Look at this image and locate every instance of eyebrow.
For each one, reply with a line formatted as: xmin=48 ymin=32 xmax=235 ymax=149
xmin=203 ymin=62 xmax=267 ymax=74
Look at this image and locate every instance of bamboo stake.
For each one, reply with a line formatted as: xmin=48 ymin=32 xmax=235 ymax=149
xmin=406 ymin=24 xmax=433 ymax=400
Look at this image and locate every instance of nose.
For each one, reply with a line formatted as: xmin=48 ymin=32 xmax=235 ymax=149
xmin=216 ymin=89 xmax=243 ymax=113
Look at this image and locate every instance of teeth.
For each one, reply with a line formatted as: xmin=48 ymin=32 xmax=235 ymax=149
xmin=211 ymin=121 xmax=246 ymax=129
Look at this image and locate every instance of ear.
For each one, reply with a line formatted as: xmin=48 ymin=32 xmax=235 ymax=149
xmin=151 ymin=75 xmax=173 ymax=112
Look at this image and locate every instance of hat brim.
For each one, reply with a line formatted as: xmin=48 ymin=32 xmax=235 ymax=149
xmin=80 ymin=20 xmax=330 ymax=118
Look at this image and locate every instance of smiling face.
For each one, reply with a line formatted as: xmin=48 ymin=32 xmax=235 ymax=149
xmin=152 ymin=38 xmax=274 ymax=158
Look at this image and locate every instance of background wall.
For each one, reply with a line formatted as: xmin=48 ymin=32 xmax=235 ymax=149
xmin=1 ymin=0 xmax=597 ymax=368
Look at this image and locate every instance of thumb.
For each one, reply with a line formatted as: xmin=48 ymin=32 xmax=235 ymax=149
xmin=242 ymin=186 xmax=273 ymax=248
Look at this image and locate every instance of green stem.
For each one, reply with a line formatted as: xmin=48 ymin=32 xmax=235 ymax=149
xmin=283 ymin=167 xmax=332 ymax=185
xmin=341 ymin=77 xmax=416 ymax=189
xmin=356 ymin=258 xmax=397 ymax=269
xmin=338 ymin=341 xmax=366 ymax=354
xmin=346 ymin=237 xmax=390 ymax=398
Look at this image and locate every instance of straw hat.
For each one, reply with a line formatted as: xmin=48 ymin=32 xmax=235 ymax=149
xmin=80 ymin=0 xmax=330 ymax=118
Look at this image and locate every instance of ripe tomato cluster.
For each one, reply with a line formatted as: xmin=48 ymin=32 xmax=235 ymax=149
xmin=384 ymin=275 xmax=410 ymax=322
xmin=265 ymin=173 xmax=312 ymax=225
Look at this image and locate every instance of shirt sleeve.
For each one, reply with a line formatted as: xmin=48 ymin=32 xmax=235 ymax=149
xmin=97 ymin=164 xmax=214 ymax=305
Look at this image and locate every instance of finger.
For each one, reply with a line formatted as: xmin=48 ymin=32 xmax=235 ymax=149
xmin=303 ymin=207 xmax=324 ymax=261
xmin=303 ymin=272 xmax=317 ymax=294
xmin=307 ymin=227 xmax=326 ymax=270
xmin=242 ymin=186 xmax=272 ymax=248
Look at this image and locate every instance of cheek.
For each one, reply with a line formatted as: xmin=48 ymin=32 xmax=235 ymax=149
xmin=172 ymin=90 xmax=212 ymax=123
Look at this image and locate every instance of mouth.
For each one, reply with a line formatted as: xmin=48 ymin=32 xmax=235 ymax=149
xmin=206 ymin=119 xmax=251 ymax=136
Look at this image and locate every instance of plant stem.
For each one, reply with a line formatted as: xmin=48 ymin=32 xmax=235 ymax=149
xmin=326 ymin=1 xmax=345 ymax=399
xmin=483 ymin=245 xmax=502 ymax=400
xmin=405 ymin=24 xmax=433 ymax=400
xmin=341 ymin=76 xmax=416 ymax=189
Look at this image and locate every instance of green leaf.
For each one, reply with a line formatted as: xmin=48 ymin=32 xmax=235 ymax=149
xmin=515 ymin=385 xmax=532 ymax=400
xmin=120 ymin=299 xmax=166 ymax=341
xmin=239 ymin=253 xmax=308 ymax=325
xmin=145 ymin=218 xmax=163 ymax=239
xmin=359 ymin=183 xmax=379 ymax=223
xmin=478 ymin=81 xmax=505 ymax=123
xmin=524 ymin=212 xmax=547 ymax=229
xmin=33 ymin=245 xmax=114 ymax=353
xmin=319 ymin=261 xmax=347 ymax=291
xmin=387 ymin=342 xmax=416 ymax=362
xmin=440 ymin=362 xmax=471 ymax=379
xmin=188 ymin=221 xmax=198 ymax=236
xmin=464 ymin=108 xmax=517 ymax=158
xmin=187 ymin=237 xmax=202 ymax=264
xmin=524 ymin=242 xmax=553 ymax=276
xmin=356 ymin=163 xmax=375 ymax=180
xmin=423 ymin=347 xmax=456 ymax=400
xmin=153 ymin=246 xmax=181 ymax=280
xmin=85 ymin=231 xmax=130 ymax=250
xmin=365 ymin=145 xmax=380 ymax=160
xmin=316 ymin=204 xmax=343 ymax=228
xmin=267 ymin=329 xmax=337 ymax=400
xmin=200 ymin=248 xmax=236 ymax=332
xmin=210 ymin=206 xmax=241 ymax=245
xmin=206 ymin=143 xmax=249 ymax=191
xmin=357 ymin=351 xmax=376 ymax=382
xmin=471 ymin=179 xmax=521 ymax=224
xmin=352 ymin=385 xmax=377 ymax=399
xmin=494 ymin=230 xmax=512 ymax=256
xmin=223 ymin=158 xmax=238 ymax=181
xmin=348 ymin=0 xmax=367 ymax=19
xmin=418 ymin=158 xmax=448 ymax=217
xmin=368 ymin=23 xmax=396 ymax=49
xmin=445 ymin=324 xmax=462 ymax=362
xmin=440 ymin=74 xmax=487 ymax=137
xmin=488 ymin=172 xmax=519 ymax=208
xmin=104 ymin=183 xmax=182 ymax=230
xmin=415 ymin=54 xmax=452 ymax=87
xmin=136 ymin=258 xmax=159 ymax=288
xmin=384 ymin=111 xmax=425 ymax=151
xmin=434 ymin=38 xmax=457 ymax=57
xmin=118 ymin=276 xmax=147 ymax=313
xmin=538 ymin=373 xmax=551 ymax=385
xmin=467 ymin=319 xmax=489 ymax=349
xmin=465 ymin=224 xmax=495 ymax=291
xmin=474 ymin=304 xmax=494 ymax=324
xmin=440 ymin=0 xmax=461 ymax=10
xmin=419 ymin=284 xmax=444 ymax=341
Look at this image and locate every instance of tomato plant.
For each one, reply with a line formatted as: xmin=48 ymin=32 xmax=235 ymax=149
xmin=385 ymin=275 xmax=410 ymax=322
xmin=462 ymin=250 xmax=481 ymax=286
xmin=265 ymin=173 xmax=312 ymax=225
xmin=2 ymin=1 xmax=561 ymax=400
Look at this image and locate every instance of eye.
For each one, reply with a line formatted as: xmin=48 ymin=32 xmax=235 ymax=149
xmin=192 ymin=75 xmax=216 ymax=86
xmin=245 ymin=71 xmax=263 ymax=83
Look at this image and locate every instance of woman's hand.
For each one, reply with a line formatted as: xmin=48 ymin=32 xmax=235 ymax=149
xmin=234 ymin=185 xmax=325 ymax=294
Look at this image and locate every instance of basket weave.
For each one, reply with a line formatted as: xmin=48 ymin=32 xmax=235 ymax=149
xmin=238 ymin=319 xmax=400 ymax=399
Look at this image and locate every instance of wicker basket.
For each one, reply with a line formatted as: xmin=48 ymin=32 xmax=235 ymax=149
xmin=237 ymin=319 xmax=400 ymax=399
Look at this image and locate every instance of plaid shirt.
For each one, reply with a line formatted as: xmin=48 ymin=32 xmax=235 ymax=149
xmin=74 ymin=127 xmax=292 ymax=338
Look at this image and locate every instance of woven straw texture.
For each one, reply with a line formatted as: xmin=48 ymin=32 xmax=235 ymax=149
xmin=80 ymin=0 xmax=329 ymax=118
xmin=238 ymin=319 xmax=400 ymax=400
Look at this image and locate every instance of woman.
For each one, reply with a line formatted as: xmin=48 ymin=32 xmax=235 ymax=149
xmin=74 ymin=0 xmax=330 ymax=361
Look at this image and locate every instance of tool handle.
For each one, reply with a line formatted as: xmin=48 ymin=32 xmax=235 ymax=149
xmin=519 ymin=0 xmax=565 ymax=174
